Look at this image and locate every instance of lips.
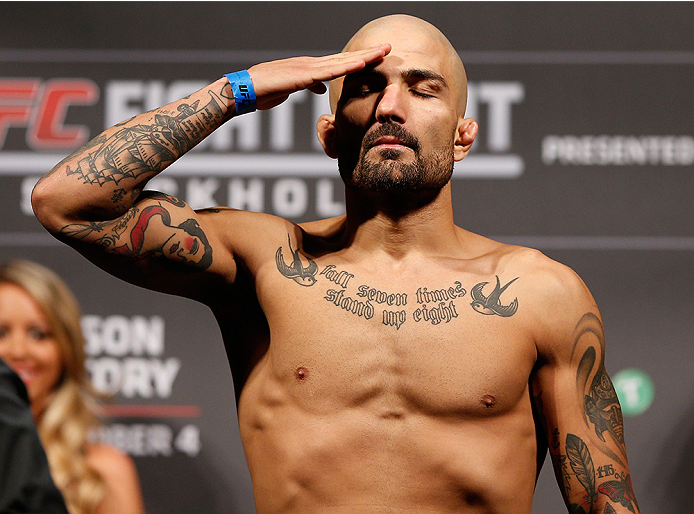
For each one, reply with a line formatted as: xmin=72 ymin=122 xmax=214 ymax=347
xmin=11 ymin=366 xmax=36 ymax=385
xmin=371 ymin=135 xmax=411 ymax=149
xmin=363 ymin=123 xmax=420 ymax=152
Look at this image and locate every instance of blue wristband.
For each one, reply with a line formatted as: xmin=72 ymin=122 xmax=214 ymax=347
xmin=225 ymin=70 xmax=256 ymax=115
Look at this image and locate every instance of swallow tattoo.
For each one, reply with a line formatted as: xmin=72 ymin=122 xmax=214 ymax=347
xmin=275 ymin=234 xmax=318 ymax=287
xmin=470 ymin=276 xmax=519 ymax=317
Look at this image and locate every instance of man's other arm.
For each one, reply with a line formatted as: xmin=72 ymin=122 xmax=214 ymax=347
xmin=530 ymin=264 xmax=641 ymax=514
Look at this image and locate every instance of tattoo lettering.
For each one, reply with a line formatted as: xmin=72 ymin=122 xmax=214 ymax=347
xmin=413 ymin=300 xmax=459 ymax=325
xmin=324 ymin=288 xmax=374 ymax=319
xmin=415 ymin=282 xmax=465 ymax=304
xmin=597 ymin=464 xmax=616 ymax=479
xmin=356 ymin=284 xmax=408 ymax=329
xmin=598 ymin=472 xmax=637 ymax=513
xmin=317 ymin=263 xmax=410 ymax=327
xmin=382 ymin=309 xmax=407 ymax=330
xmin=549 ymin=427 xmax=573 ymax=498
xmin=411 ymin=281 xmax=465 ymax=325
xmin=112 ymin=187 xmax=127 ymax=203
xmin=551 ymin=428 xmax=561 ymax=451
xmin=275 ymin=235 xmax=318 ymax=286
xmin=357 ymin=285 xmax=407 ymax=307
xmin=566 ymin=433 xmax=598 ymax=512
xmin=470 ymin=276 xmax=519 ymax=317
xmin=65 ymin=90 xmax=225 ymax=189
xmin=320 ymin=264 xmax=354 ymax=288
xmin=95 ymin=206 xmax=139 ymax=248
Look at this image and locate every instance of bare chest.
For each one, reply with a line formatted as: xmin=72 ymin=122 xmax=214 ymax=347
xmin=251 ymin=257 xmax=536 ymax=417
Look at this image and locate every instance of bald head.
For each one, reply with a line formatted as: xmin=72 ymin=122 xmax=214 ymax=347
xmin=329 ymin=14 xmax=468 ymax=115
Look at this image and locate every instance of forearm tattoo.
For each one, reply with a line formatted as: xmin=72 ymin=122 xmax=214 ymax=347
xmin=557 ymin=431 xmax=638 ymax=514
xmin=537 ymin=313 xmax=639 ymax=514
xmin=64 ymin=87 xmax=228 ymax=194
xmin=274 ymin=235 xmax=521 ymax=329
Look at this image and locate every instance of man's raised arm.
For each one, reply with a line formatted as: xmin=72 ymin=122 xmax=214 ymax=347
xmin=31 ymin=46 xmax=390 ymax=296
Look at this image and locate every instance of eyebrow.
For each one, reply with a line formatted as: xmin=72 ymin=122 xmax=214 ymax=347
xmin=350 ymin=65 xmax=448 ymax=84
xmin=401 ymin=68 xmax=449 ymax=89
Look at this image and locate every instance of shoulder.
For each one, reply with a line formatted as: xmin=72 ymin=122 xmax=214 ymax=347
xmin=496 ymin=243 xmax=600 ymax=354
xmin=86 ymin=443 xmax=145 ymax=514
xmin=506 ymin=245 xmax=591 ymax=298
xmin=86 ymin=442 xmax=138 ymax=480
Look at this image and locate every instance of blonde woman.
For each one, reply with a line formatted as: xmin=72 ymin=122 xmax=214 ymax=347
xmin=0 ymin=260 xmax=145 ymax=514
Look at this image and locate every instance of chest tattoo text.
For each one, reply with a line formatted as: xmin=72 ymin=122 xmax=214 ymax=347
xmin=275 ymin=236 xmax=520 ymax=328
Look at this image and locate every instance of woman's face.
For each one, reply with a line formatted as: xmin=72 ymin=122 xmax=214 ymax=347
xmin=0 ymin=283 xmax=64 ymax=417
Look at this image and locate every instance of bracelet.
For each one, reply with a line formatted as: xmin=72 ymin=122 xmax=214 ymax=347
xmin=224 ymin=70 xmax=256 ymax=115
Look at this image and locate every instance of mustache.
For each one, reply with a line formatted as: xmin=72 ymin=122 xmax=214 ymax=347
xmin=362 ymin=123 xmax=420 ymax=152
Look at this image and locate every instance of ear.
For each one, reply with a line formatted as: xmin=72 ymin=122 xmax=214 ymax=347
xmin=453 ymin=118 xmax=478 ymax=161
xmin=317 ymin=114 xmax=339 ymax=159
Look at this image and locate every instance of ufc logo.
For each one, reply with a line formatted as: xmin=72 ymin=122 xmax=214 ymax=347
xmin=0 ymin=78 xmax=99 ymax=150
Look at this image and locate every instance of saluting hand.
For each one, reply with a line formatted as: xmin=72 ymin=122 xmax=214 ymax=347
xmin=247 ymin=44 xmax=391 ymax=110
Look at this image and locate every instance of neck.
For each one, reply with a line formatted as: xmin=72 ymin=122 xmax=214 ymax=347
xmin=340 ymin=183 xmax=460 ymax=260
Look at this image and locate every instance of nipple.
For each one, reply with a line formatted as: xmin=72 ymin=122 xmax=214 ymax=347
xmin=295 ymin=367 xmax=310 ymax=381
xmin=480 ymin=394 xmax=497 ymax=408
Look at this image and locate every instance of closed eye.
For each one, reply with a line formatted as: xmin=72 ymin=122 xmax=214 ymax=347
xmin=357 ymin=87 xmax=375 ymax=97
xmin=410 ymin=89 xmax=434 ymax=98
xmin=342 ymin=69 xmax=387 ymax=100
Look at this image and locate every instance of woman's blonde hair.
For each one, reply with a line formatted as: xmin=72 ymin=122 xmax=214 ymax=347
xmin=0 ymin=259 xmax=106 ymax=514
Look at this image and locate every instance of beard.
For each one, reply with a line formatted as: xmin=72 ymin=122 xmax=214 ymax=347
xmin=338 ymin=123 xmax=454 ymax=192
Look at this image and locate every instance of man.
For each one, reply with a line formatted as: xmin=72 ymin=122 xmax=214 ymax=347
xmin=32 ymin=14 xmax=640 ymax=514
xmin=0 ymin=358 xmax=69 ymax=513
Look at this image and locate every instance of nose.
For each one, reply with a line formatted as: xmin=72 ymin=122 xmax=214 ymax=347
xmin=375 ymin=84 xmax=407 ymax=124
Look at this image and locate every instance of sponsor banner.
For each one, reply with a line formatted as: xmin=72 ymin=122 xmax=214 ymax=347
xmin=0 ymin=75 xmax=524 ymax=171
xmin=2 ymin=58 xmax=693 ymax=239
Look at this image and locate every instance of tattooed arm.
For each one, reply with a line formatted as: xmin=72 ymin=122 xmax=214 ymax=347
xmin=530 ymin=266 xmax=640 ymax=514
xmin=31 ymin=46 xmax=390 ymax=298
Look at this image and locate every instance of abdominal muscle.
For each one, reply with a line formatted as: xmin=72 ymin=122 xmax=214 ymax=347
xmin=238 ymin=359 xmax=539 ymax=514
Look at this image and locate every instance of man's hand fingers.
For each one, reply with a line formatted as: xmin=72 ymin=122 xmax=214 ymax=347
xmin=246 ymin=44 xmax=391 ymax=110
xmin=314 ymin=44 xmax=391 ymax=78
